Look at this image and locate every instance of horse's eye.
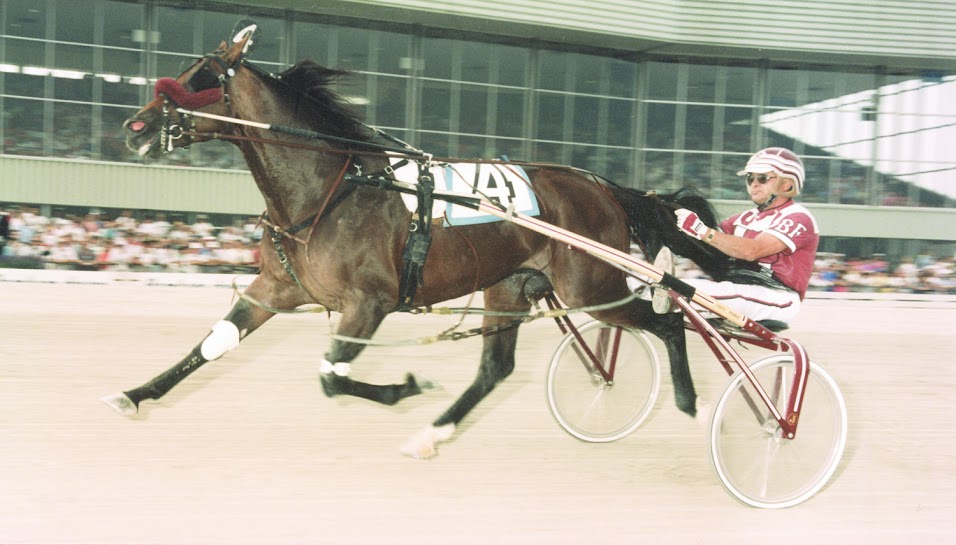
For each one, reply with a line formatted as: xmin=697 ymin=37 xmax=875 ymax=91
xmin=188 ymin=65 xmax=220 ymax=92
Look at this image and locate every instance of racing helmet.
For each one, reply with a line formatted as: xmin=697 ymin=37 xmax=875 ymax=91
xmin=737 ymin=147 xmax=805 ymax=196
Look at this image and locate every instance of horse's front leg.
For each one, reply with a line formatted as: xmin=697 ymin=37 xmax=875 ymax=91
xmin=100 ymin=278 xmax=292 ymax=416
xmin=319 ymin=305 xmax=431 ymax=406
xmin=401 ymin=270 xmax=544 ymax=459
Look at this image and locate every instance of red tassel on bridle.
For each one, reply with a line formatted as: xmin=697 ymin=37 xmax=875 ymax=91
xmin=154 ymin=77 xmax=223 ymax=109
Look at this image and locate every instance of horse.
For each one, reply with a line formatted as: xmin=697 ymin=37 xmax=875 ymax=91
xmin=105 ymin=22 xmax=735 ymax=458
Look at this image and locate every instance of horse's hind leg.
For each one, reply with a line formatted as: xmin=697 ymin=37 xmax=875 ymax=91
xmin=593 ymin=299 xmax=699 ymax=418
xmin=101 ymin=280 xmax=286 ymax=416
xmin=638 ymin=310 xmax=698 ymax=417
xmin=400 ymin=270 xmax=547 ymax=459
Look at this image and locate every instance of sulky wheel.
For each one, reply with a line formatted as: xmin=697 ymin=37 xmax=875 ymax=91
xmin=709 ymin=355 xmax=848 ymax=508
xmin=546 ymin=321 xmax=661 ymax=443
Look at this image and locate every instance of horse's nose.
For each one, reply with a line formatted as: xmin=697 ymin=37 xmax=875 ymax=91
xmin=124 ymin=118 xmax=147 ymax=133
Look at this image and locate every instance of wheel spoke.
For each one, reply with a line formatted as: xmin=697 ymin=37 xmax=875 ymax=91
xmin=547 ymin=322 xmax=661 ymax=443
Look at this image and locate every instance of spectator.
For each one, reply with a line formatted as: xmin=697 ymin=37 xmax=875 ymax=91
xmin=6 ymin=202 xmax=947 ymax=293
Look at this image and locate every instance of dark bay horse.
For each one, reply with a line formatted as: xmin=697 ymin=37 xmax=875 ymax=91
xmin=105 ymin=24 xmax=733 ymax=457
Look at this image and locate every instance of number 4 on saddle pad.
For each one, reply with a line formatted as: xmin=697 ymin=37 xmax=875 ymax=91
xmin=390 ymin=158 xmax=540 ymax=226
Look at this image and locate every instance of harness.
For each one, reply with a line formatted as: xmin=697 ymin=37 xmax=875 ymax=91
xmin=396 ymin=162 xmax=435 ymax=310
xmin=260 ymin=212 xmax=314 ymax=290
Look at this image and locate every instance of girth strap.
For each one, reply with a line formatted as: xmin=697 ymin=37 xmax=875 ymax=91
xmin=396 ymin=161 xmax=435 ymax=311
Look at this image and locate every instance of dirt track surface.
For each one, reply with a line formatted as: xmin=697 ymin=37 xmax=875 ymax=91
xmin=1 ymin=282 xmax=954 ymax=544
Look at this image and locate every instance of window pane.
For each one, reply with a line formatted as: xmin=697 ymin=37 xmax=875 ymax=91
xmin=294 ymin=21 xmax=333 ymax=65
xmin=5 ymin=0 xmax=48 ymax=38
xmin=496 ymin=90 xmax=525 ymax=138
xmin=54 ymin=102 xmax=92 ymax=158
xmin=497 ymin=46 xmax=530 ymax=88
xmin=420 ymin=82 xmax=451 ymax=132
xmin=535 ymin=93 xmax=566 ymax=141
xmin=460 ymin=84 xmax=489 ymax=134
xmin=687 ymin=64 xmax=718 ymax=103
xmin=195 ymin=139 xmax=245 ymax=170
xmin=768 ymin=68 xmax=800 ymax=107
xmin=2 ymin=98 xmax=45 ymax=155
xmin=155 ymin=52 xmax=197 ymax=79
xmin=4 ymin=72 xmax=45 ymax=98
xmin=722 ymin=106 xmax=754 ymax=152
xmin=422 ymin=37 xmax=454 ymax=80
xmin=416 ymin=131 xmax=450 ymax=157
xmin=55 ymin=0 xmax=94 ymax=43
xmin=647 ymin=62 xmax=679 ymax=101
xmin=572 ymin=96 xmax=599 ymax=143
xmin=725 ymin=66 xmax=758 ymax=104
xmin=101 ymin=105 xmax=136 ymax=162
xmin=337 ymin=28 xmax=370 ymax=70
xmin=460 ymin=42 xmax=494 ymax=82
xmin=372 ymin=75 xmax=408 ymax=129
xmin=766 ymin=128 xmax=796 ymax=152
xmin=605 ymin=148 xmax=635 ymax=182
xmin=155 ymin=6 xmax=196 ymax=54
xmin=826 ymin=158 xmax=868 ymax=205
xmin=571 ymin=145 xmax=598 ymax=171
xmin=103 ymin=0 xmax=145 ymax=48
xmin=712 ymin=158 xmax=748 ymax=200
xmin=336 ymin=72 xmax=369 ymax=122
xmin=376 ymin=31 xmax=411 ymax=74
xmin=493 ymin=138 xmax=525 ymax=161
xmin=574 ymin=54 xmax=606 ymax=95
xmin=608 ymin=59 xmax=635 ymax=98
xmin=645 ymin=102 xmax=676 ymax=149
xmin=456 ymin=135 xmax=488 ymax=159
xmin=685 ymin=104 xmax=714 ymax=151
xmin=54 ymin=76 xmax=93 ymax=103
xmin=537 ymin=50 xmax=571 ymax=92
xmin=54 ymin=43 xmax=94 ymax=73
xmin=338 ymin=28 xmax=410 ymax=73
xmin=6 ymin=36 xmax=45 ymax=67
xmin=643 ymin=151 xmax=675 ymax=188
xmin=532 ymin=141 xmax=569 ymax=165
xmin=101 ymin=49 xmax=144 ymax=105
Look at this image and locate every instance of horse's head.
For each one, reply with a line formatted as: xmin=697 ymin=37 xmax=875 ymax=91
xmin=123 ymin=21 xmax=258 ymax=158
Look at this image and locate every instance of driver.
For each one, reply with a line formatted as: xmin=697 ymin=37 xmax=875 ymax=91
xmin=655 ymin=147 xmax=820 ymax=323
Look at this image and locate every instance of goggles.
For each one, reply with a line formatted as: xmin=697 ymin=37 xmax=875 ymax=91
xmin=745 ymin=173 xmax=777 ymax=186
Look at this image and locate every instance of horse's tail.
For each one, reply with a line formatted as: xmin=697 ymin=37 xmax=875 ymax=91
xmin=606 ymin=184 xmax=738 ymax=280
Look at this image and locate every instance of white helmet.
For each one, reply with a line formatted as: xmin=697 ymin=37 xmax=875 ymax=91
xmin=737 ymin=147 xmax=805 ymax=195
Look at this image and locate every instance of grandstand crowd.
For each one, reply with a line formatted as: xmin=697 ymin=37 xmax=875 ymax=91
xmin=1 ymin=205 xmax=954 ymax=294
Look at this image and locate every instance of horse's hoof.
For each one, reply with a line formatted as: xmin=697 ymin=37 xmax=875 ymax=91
xmin=410 ymin=372 xmax=440 ymax=392
xmin=400 ymin=423 xmax=456 ymax=459
xmin=101 ymin=393 xmax=138 ymax=416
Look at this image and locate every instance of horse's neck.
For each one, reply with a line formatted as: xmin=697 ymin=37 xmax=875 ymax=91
xmin=237 ymin=140 xmax=335 ymax=227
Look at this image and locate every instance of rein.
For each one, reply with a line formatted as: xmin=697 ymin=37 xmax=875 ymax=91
xmin=234 ymin=286 xmax=645 ymax=347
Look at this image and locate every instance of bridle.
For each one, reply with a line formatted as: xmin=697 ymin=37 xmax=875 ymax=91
xmin=153 ymin=49 xmax=244 ymax=154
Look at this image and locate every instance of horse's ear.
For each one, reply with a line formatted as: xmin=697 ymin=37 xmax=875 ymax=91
xmin=223 ymin=34 xmax=251 ymax=66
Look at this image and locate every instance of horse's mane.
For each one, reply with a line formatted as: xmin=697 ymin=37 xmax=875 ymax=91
xmin=606 ymin=184 xmax=751 ymax=280
xmin=264 ymin=60 xmax=376 ymax=148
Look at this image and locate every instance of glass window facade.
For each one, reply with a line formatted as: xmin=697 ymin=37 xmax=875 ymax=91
xmin=1 ymin=0 xmax=953 ymax=209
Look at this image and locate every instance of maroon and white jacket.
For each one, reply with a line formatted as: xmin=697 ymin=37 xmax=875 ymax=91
xmin=720 ymin=200 xmax=820 ymax=300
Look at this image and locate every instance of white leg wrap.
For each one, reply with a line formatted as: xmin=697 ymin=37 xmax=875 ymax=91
xmin=320 ymin=359 xmax=351 ymax=377
xmin=400 ymin=423 xmax=457 ymax=459
xmin=200 ymin=320 xmax=241 ymax=361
